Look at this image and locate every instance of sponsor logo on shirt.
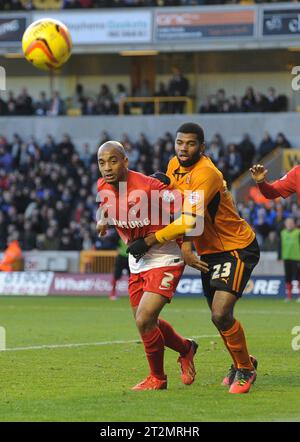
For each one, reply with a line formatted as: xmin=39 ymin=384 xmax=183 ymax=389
xmin=112 ymin=218 xmax=151 ymax=229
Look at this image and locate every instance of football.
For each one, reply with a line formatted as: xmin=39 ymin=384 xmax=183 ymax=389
xmin=22 ymin=18 xmax=72 ymax=71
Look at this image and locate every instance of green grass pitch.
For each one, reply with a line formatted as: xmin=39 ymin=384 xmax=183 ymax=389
xmin=0 ymin=295 xmax=300 ymax=422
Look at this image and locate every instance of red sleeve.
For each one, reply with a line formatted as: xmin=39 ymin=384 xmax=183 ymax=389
xmin=257 ymin=181 xmax=281 ymax=199
xmin=269 ymin=168 xmax=297 ymax=198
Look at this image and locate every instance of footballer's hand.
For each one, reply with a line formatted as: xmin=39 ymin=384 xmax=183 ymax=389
xmin=126 ymin=238 xmax=150 ymax=262
xmin=150 ymin=172 xmax=171 ymax=186
xmin=144 ymin=233 xmax=159 ymax=247
xmin=182 ymin=250 xmax=209 ymax=273
xmin=96 ymin=220 xmax=107 ymax=237
xmin=249 ymin=164 xmax=268 ymax=183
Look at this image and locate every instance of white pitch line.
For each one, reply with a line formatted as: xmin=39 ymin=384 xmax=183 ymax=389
xmin=168 ymin=308 xmax=300 ymax=316
xmin=3 ymin=334 xmax=219 ymax=352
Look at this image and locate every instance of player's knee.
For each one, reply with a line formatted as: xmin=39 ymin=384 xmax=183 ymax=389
xmin=135 ymin=313 xmax=155 ymax=334
xmin=211 ymin=311 xmax=232 ymax=330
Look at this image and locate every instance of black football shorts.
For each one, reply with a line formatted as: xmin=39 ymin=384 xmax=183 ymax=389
xmin=201 ymin=238 xmax=260 ymax=298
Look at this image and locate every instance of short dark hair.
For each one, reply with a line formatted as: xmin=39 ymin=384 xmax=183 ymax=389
xmin=176 ymin=123 xmax=204 ymax=144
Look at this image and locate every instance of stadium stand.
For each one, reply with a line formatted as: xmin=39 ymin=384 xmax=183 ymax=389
xmin=0 ymin=85 xmax=291 ymax=117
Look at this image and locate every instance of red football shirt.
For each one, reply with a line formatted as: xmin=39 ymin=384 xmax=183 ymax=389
xmin=97 ymin=170 xmax=179 ymax=244
xmin=259 ymin=165 xmax=300 ymax=203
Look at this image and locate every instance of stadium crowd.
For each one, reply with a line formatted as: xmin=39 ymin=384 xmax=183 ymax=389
xmin=199 ymin=87 xmax=288 ymax=114
xmin=0 ymin=83 xmax=290 ymax=117
xmin=0 ymin=1 xmax=287 ymax=11
xmin=238 ymin=198 xmax=300 ymax=252
xmin=0 ymin=129 xmax=295 ymax=252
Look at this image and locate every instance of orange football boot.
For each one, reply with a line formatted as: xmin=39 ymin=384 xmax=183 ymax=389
xmin=177 ymin=340 xmax=198 ymax=385
xmin=229 ymin=366 xmax=257 ymax=394
xmin=131 ymin=375 xmax=167 ymax=391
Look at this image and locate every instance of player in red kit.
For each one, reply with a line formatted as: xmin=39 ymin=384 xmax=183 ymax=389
xmin=96 ymin=141 xmax=206 ymax=391
xmin=250 ymin=164 xmax=300 ymax=202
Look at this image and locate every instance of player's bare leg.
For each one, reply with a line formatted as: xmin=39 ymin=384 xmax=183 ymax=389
xmin=208 ymin=291 xmax=257 ymax=394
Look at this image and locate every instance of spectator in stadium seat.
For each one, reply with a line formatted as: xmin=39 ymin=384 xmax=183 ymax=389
xmin=238 ymin=133 xmax=256 ymax=171
xmin=35 ymin=91 xmax=49 ymax=116
xmin=265 ymin=87 xmax=278 ymax=112
xmin=21 ymin=221 xmax=37 ymax=251
xmin=258 ymin=131 xmax=275 ymax=159
xmin=207 ymin=140 xmax=224 ymax=165
xmin=84 ymin=97 xmax=97 ymax=115
xmin=114 ymin=83 xmax=128 ymax=114
xmin=135 ymin=132 xmax=151 ymax=156
xmin=11 ymin=133 xmax=22 ymax=168
xmin=276 ymin=94 xmax=288 ymax=112
xmin=228 ymin=95 xmax=241 ymax=113
xmin=212 ymin=133 xmax=225 ymax=150
xmin=41 ymin=135 xmax=56 ymax=162
xmin=79 ymin=143 xmax=92 ymax=169
xmin=254 ymin=92 xmax=269 ymax=112
xmin=227 ymin=143 xmax=242 ymax=182
xmin=60 ymin=228 xmax=74 ymax=250
xmin=96 ymin=84 xmax=115 ymax=115
xmin=199 ymin=96 xmax=218 ymax=114
xmin=216 ymin=88 xmax=226 ymax=112
xmin=48 ymin=91 xmax=65 ymax=116
xmin=124 ymin=141 xmax=139 ymax=169
xmin=57 ymin=134 xmax=75 ymax=163
xmin=168 ymin=67 xmax=189 ymax=113
xmin=274 ymin=132 xmax=291 ymax=150
xmin=6 ymin=91 xmax=17 ymax=116
xmin=72 ymin=83 xmax=87 ymax=114
xmin=241 ymin=87 xmax=256 ymax=112
xmin=253 ymin=207 xmax=271 ymax=247
xmin=0 ymin=145 xmax=13 ymax=173
xmin=15 ymin=88 xmax=33 ymax=115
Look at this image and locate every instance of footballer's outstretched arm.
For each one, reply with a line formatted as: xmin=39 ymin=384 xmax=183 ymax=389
xmin=249 ymin=164 xmax=281 ymax=199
